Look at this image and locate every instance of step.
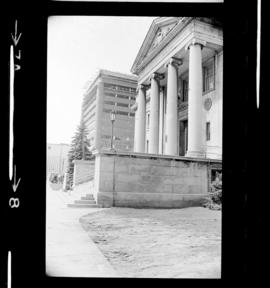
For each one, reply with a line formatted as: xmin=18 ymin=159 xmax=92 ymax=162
xmin=74 ymin=200 xmax=96 ymax=205
xmin=67 ymin=203 xmax=99 ymax=208
xmin=84 ymin=194 xmax=94 ymax=198
xmin=81 ymin=195 xmax=95 ymax=200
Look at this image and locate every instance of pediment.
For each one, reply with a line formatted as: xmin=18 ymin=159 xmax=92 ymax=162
xmin=147 ymin=22 xmax=178 ymax=57
xmin=131 ymin=17 xmax=182 ymax=74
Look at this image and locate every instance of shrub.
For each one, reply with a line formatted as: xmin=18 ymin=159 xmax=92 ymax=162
xmin=203 ymin=172 xmax=222 ymax=210
xmin=65 ymin=121 xmax=92 ymax=190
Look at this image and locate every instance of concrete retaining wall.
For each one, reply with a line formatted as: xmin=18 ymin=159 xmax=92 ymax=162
xmin=73 ymin=159 xmax=95 ymax=186
xmin=93 ymin=151 xmax=221 ymax=208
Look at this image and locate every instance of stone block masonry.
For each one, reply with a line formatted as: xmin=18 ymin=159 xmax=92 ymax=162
xmin=93 ymin=151 xmax=221 ymax=208
xmin=73 ymin=159 xmax=95 ymax=187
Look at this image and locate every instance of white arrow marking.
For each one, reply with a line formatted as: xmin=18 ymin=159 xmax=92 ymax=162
xmin=256 ymin=0 xmax=261 ymax=109
xmin=12 ymin=165 xmax=21 ymax=192
xmin=9 ymin=45 xmax=14 ymax=181
xmin=8 ymin=251 xmax=11 ymax=288
xmin=11 ymin=20 xmax=22 ymax=46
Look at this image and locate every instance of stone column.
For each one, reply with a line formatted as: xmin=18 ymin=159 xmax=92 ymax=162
xmin=165 ymin=57 xmax=182 ymax=156
xmin=94 ymin=80 xmax=104 ymax=151
xmin=159 ymin=87 xmax=164 ymax=155
xmin=134 ymin=84 xmax=146 ymax=153
xmin=149 ymin=73 xmax=161 ymax=154
xmin=185 ymin=39 xmax=206 ymax=158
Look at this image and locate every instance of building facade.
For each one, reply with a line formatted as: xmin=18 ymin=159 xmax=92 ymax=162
xmin=46 ymin=143 xmax=70 ymax=177
xmin=132 ymin=17 xmax=223 ymax=160
xmin=82 ymin=18 xmax=223 ymax=208
xmin=81 ymin=69 xmax=137 ymax=152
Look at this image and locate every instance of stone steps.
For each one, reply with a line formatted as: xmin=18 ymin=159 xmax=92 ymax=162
xmin=67 ymin=193 xmax=98 ymax=208
xmin=74 ymin=200 xmax=96 ymax=205
xmin=81 ymin=195 xmax=95 ymax=200
xmin=67 ymin=203 xmax=99 ymax=208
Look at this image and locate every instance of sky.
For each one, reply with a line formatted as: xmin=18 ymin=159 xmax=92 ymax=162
xmin=47 ymin=16 xmax=156 ymax=145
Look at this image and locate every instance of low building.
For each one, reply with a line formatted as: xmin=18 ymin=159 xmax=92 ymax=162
xmin=46 ymin=143 xmax=70 ymax=177
xmin=81 ymin=69 xmax=137 ymax=152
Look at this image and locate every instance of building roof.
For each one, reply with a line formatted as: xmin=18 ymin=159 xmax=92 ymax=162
xmin=84 ymin=69 xmax=138 ymax=95
xmin=130 ymin=17 xmax=223 ymax=75
xmin=130 ymin=17 xmax=182 ymax=74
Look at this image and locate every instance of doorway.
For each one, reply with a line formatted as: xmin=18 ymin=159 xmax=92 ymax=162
xmin=179 ymin=120 xmax=188 ymax=156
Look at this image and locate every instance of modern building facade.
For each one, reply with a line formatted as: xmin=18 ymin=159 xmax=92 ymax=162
xmin=132 ymin=17 xmax=223 ymax=160
xmin=81 ymin=69 xmax=137 ymax=152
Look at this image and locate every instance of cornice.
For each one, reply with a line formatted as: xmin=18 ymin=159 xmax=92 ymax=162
xmin=131 ymin=17 xmax=186 ymax=73
xmin=131 ymin=17 xmax=192 ymax=75
xmin=136 ymin=84 xmax=149 ymax=93
xmin=149 ymin=72 xmax=165 ymax=82
xmin=164 ymin=57 xmax=183 ymax=69
xmin=100 ymin=69 xmax=137 ymax=82
xmin=185 ymin=38 xmax=207 ymax=50
xmin=131 ymin=17 xmax=223 ymax=78
xmin=85 ymin=69 xmax=138 ymax=95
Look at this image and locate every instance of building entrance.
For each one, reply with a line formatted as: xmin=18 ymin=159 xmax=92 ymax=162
xmin=179 ymin=120 xmax=188 ymax=156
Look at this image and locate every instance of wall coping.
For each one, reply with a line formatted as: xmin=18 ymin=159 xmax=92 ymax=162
xmin=92 ymin=150 xmax=222 ymax=165
xmin=73 ymin=159 xmax=95 ymax=164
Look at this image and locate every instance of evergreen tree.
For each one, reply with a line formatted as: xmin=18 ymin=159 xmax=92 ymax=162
xmin=65 ymin=121 xmax=92 ymax=190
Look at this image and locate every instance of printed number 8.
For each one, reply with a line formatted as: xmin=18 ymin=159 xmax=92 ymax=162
xmin=9 ymin=198 xmax=20 ymax=208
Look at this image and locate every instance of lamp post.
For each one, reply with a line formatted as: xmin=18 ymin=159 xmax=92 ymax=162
xmin=110 ymin=110 xmax=116 ymax=151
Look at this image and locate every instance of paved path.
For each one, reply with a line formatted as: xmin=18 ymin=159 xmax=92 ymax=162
xmin=46 ymin=182 xmax=118 ymax=277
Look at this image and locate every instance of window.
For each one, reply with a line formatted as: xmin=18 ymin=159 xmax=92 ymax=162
xmin=84 ymin=111 xmax=96 ymax=124
xmin=104 ymin=83 xmax=117 ymax=90
xmin=116 ymin=94 xmax=129 ymax=100
xmin=206 ymin=122 xmax=211 ymax=141
xmin=104 ymin=100 xmax=115 ymax=106
xmin=105 ymin=92 xmax=116 ymax=98
xmin=82 ymin=87 xmax=97 ymax=108
xmin=117 ymin=85 xmax=130 ymax=92
xmin=182 ymin=79 xmax=188 ymax=102
xmin=147 ymin=113 xmax=150 ymax=129
xmin=203 ymin=58 xmax=215 ymax=93
xmin=117 ymin=111 xmax=129 ymax=116
xmin=117 ymin=102 xmax=129 ymax=108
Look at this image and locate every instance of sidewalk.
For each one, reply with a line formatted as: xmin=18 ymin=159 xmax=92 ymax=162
xmin=46 ymin=181 xmax=118 ymax=277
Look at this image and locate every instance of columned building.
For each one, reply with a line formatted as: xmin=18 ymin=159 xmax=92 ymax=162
xmin=132 ymin=17 xmax=223 ymax=160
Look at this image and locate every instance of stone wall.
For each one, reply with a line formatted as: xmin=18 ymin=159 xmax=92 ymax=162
xmin=93 ymin=151 xmax=221 ymax=208
xmin=73 ymin=159 xmax=95 ymax=187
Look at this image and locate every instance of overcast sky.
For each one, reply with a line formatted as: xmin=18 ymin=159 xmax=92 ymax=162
xmin=47 ymin=16 xmax=156 ymax=145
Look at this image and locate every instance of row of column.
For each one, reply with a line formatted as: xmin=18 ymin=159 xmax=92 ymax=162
xmin=134 ymin=39 xmax=206 ymax=158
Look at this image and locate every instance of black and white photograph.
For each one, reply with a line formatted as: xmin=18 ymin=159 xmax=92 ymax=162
xmin=46 ymin=15 xmax=223 ymax=278
xmin=3 ymin=0 xmax=264 ymax=286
